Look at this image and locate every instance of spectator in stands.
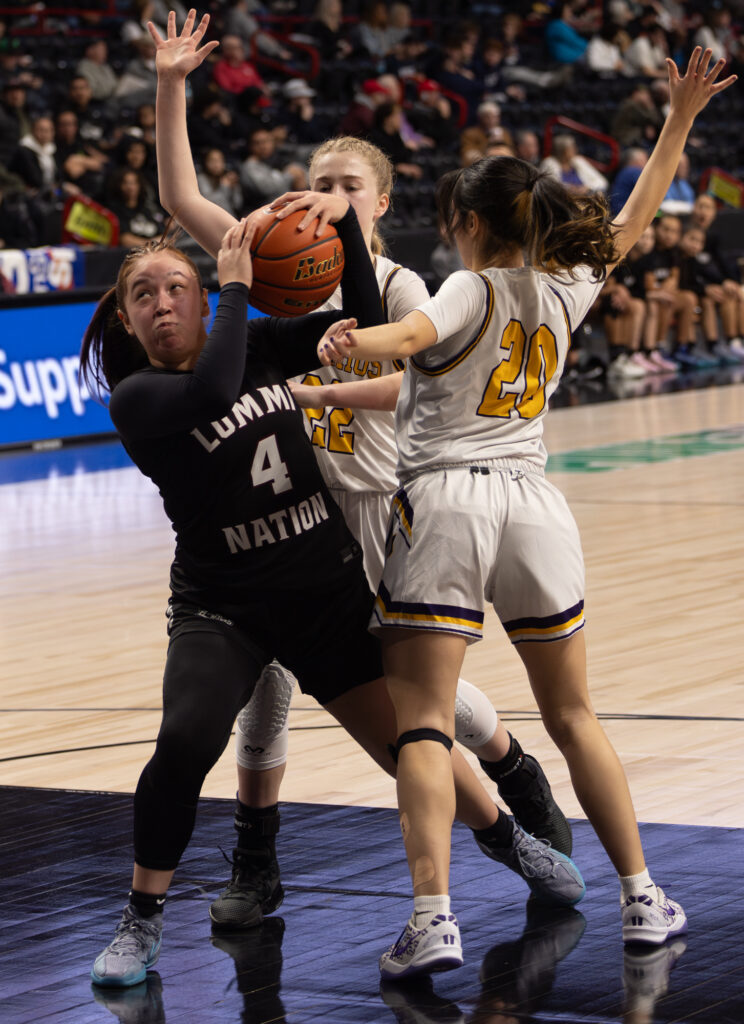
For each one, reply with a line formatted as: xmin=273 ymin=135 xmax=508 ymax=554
xmin=213 ymin=33 xmax=270 ymax=102
xmin=188 ymin=87 xmax=249 ymax=158
xmin=515 ymin=129 xmax=541 ymax=165
xmin=117 ymin=135 xmax=158 ymax=201
xmin=304 ymin=0 xmax=352 ymax=62
xmin=377 ymin=74 xmax=435 ymax=151
xmin=610 ymin=84 xmax=663 ymax=148
xmin=62 ymin=74 xmax=109 ymax=147
xmin=660 ymin=151 xmax=695 ymax=216
xmin=350 ymin=1 xmax=396 ymax=61
xmin=585 ymin=21 xmax=631 ymax=77
xmin=239 ymin=127 xmax=307 ymax=207
xmin=624 ymin=16 xmax=670 ymax=80
xmin=134 ymin=102 xmax=156 ymax=147
xmin=196 ymin=147 xmax=242 ymax=217
xmin=54 ymin=108 xmax=108 ymax=198
xmin=0 ymin=182 xmax=37 ymax=249
xmin=407 ymin=79 xmax=457 ymax=149
xmin=0 ymin=80 xmax=33 ymax=166
xmin=387 ymin=3 xmax=413 ymax=52
xmin=474 ymin=37 xmax=526 ymax=103
xmin=689 ymin=193 xmax=744 ymax=359
xmin=223 ymin=0 xmax=293 ymax=62
xmin=544 ymin=2 xmax=589 ymax=65
xmin=338 ymin=78 xmax=390 ymax=136
xmin=9 ymin=114 xmax=60 ymax=196
xmin=76 ymin=39 xmax=119 ymax=102
xmin=678 ymin=223 xmax=741 ymax=364
xmin=694 ymin=8 xmax=737 ymax=66
xmin=429 ymin=27 xmax=483 ymax=123
xmin=122 ymin=0 xmax=166 ymax=49
xmin=604 ymin=226 xmax=654 ymax=379
xmin=368 ymin=101 xmax=422 ymax=179
xmin=105 ymin=166 xmax=164 ymax=247
xmin=540 ymin=134 xmax=608 ymax=195
xmin=282 ymin=79 xmax=330 ymax=148
xmin=459 ymin=101 xmax=514 ymax=167
xmin=637 ymin=213 xmax=698 ymax=370
xmin=114 ymin=36 xmax=159 ymax=109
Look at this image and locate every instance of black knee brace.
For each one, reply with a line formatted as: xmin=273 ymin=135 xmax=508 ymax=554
xmin=389 ymin=728 xmax=454 ymax=763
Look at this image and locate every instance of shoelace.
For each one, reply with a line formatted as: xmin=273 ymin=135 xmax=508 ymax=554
xmin=514 ymin=834 xmax=562 ymax=878
xmin=109 ymin=914 xmax=159 ymax=956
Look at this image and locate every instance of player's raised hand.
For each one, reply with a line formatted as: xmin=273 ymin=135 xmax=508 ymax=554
xmin=217 ymin=218 xmax=257 ymax=290
xmin=148 ymin=9 xmax=219 ymax=80
xmin=666 ymin=48 xmax=736 ymax=124
xmin=317 ymin=318 xmax=358 ymax=365
xmin=270 ymin=191 xmax=350 ymax=236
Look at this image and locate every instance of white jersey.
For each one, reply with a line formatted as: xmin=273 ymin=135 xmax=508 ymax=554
xmin=296 ymin=256 xmax=429 ymax=493
xmin=395 ymin=265 xmax=603 ymax=479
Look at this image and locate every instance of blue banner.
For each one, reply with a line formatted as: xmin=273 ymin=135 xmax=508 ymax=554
xmin=0 ymin=292 xmax=265 ymax=448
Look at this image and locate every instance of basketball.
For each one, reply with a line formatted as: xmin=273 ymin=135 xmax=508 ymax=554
xmin=248 ymin=206 xmax=345 ymax=317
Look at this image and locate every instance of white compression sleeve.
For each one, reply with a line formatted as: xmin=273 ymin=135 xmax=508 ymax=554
xmin=235 ymin=661 xmax=296 ymax=770
xmin=454 ymin=677 xmax=499 ymax=749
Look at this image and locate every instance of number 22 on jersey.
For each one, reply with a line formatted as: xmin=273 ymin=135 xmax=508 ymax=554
xmin=477 ymin=319 xmax=559 ymax=420
xmin=301 ymin=373 xmax=355 ymax=455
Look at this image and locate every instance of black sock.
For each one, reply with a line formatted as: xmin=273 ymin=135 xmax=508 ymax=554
xmin=479 ymin=733 xmax=524 ymax=783
xmin=609 ymin=344 xmax=628 ymax=361
xmin=235 ymin=801 xmax=280 ymax=852
xmin=473 ymin=812 xmax=514 ymax=849
xmin=129 ymin=888 xmax=166 ymax=918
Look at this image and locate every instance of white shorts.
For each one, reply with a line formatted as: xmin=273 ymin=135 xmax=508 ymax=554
xmin=370 ymin=464 xmax=585 ymax=645
xmin=331 ymin=488 xmax=393 ymax=591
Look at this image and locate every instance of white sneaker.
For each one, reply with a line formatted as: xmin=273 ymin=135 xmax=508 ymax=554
xmin=621 ymin=886 xmax=687 ymax=946
xmin=608 ymin=353 xmax=646 ymax=379
xmin=379 ymin=913 xmax=463 ymax=980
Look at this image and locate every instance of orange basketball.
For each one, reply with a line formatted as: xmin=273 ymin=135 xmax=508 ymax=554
xmin=248 ymin=207 xmax=345 ymax=317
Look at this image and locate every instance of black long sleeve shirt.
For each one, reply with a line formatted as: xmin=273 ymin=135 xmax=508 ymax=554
xmin=109 ymin=208 xmax=383 ymax=601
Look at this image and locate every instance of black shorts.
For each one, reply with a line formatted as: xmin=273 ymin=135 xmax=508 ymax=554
xmin=167 ymin=545 xmax=384 ymax=705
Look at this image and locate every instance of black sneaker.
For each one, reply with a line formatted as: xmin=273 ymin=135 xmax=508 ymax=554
xmin=209 ymin=846 xmax=284 ymax=929
xmin=484 ymin=754 xmax=573 ymax=856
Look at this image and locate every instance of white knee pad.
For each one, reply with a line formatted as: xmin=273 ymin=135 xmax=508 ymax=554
xmin=454 ymin=677 xmax=498 ymax=750
xmin=235 ymin=661 xmax=296 ymax=770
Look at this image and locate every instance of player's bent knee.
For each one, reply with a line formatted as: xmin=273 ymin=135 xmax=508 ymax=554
xmin=396 ymin=728 xmax=453 ymax=759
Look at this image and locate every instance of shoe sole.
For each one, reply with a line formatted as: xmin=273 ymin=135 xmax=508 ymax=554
xmin=379 ymin=949 xmax=463 ymax=981
xmin=90 ymin=945 xmax=161 ymax=988
xmin=623 ymin=917 xmax=688 ymax=946
xmin=209 ymin=883 xmax=285 ymax=931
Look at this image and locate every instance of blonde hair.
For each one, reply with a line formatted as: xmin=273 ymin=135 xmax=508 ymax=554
xmin=309 ymin=136 xmax=393 ymax=255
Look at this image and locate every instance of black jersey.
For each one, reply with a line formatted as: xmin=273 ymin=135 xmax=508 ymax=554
xmin=109 ymin=209 xmax=383 ymax=602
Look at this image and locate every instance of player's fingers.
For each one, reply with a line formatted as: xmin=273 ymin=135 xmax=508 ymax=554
xmin=685 ymin=46 xmax=703 ymax=77
xmin=146 ymin=21 xmax=163 ymax=44
xmin=167 ymin=9 xmax=177 ymax=39
xmin=193 ymin=13 xmax=210 ymax=42
xmin=712 ymin=73 xmax=737 ymax=94
xmin=698 ymin=48 xmax=713 ymax=78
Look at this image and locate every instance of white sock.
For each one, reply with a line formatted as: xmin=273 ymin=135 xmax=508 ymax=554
xmin=412 ymin=894 xmax=450 ymax=929
xmin=619 ymin=868 xmax=656 ymax=903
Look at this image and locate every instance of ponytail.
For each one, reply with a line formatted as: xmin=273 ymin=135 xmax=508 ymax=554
xmin=79 ymin=287 xmax=149 ymax=399
xmin=436 ymin=156 xmax=620 ymax=280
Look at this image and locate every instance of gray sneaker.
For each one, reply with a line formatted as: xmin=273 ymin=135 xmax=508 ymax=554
xmin=475 ymin=822 xmax=585 ymax=906
xmin=91 ymin=905 xmax=163 ymax=988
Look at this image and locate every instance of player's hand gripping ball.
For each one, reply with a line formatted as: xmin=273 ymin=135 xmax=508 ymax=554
xmin=248 ymin=206 xmax=344 ymax=316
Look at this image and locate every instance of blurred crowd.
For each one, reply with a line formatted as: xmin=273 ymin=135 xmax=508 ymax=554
xmin=1 ymin=0 xmax=743 ymax=368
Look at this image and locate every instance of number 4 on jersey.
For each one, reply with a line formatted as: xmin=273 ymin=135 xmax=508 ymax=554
xmin=251 ymin=434 xmax=292 ymax=494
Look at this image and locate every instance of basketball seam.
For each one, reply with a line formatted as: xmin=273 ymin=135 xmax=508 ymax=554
xmin=253 ymin=233 xmax=342 ymax=262
xmin=251 ymin=273 xmax=344 ymax=292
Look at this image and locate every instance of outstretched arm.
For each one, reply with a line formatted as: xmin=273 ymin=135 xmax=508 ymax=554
xmin=317 ymin=313 xmax=437 ymax=366
xmin=611 ymin=48 xmax=736 ymax=267
xmin=150 ymin=9 xmax=237 ymax=257
xmin=290 ymin=371 xmax=404 ymax=412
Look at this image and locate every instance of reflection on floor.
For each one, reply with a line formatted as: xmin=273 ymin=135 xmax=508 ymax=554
xmin=552 ymin=360 xmax=744 ymax=409
xmin=2 ymin=787 xmax=742 ymax=1024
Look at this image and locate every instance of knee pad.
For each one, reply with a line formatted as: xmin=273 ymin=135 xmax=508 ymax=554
xmin=395 ymin=728 xmax=453 ymax=761
xmin=236 ymin=661 xmax=295 ymax=770
xmin=454 ymin=677 xmax=498 ymax=750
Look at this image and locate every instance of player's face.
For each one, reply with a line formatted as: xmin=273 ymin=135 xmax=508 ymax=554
xmin=119 ymin=252 xmax=209 ymax=370
xmin=311 ymin=152 xmax=389 ymax=249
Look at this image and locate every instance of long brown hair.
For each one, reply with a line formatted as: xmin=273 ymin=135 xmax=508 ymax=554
xmin=436 ymin=155 xmax=619 ymax=280
xmin=309 ymin=136 xmax=394 ymax=256
xmin=79 ymin=239 xmax=203 ymax=397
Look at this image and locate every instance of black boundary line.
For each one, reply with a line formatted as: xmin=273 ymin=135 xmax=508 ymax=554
xmin=1 ymin=712 xmax=742 ymax=764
